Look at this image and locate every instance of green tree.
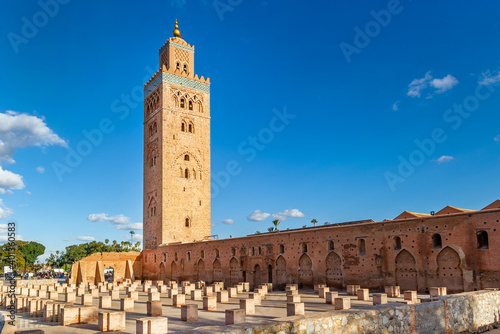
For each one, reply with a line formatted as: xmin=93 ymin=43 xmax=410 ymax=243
xmin=130 ymin=231 xmax=135 ymax=243
xmin=271 ymin=219 xmax=281 ymax=232
xmin=311 ymin=219 xmax=318 ymax=227
xmin=19 ymin=241 xmax=45 ymax=268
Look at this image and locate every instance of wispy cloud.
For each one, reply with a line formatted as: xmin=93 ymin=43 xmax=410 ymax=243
xmin=88 ymin=213 xmax=142 ymax=230
xmin=494 ymin=135 xmax=500 ymax=143
xmin=392 ymin=101 xmax=400 ymax=111
xmin=272 ymin=208 xmax=305 ymax=221
xmin=221 ymin=219 xmax=234 ymax=225
xmin=247 ymin=210 xmax=270 ymax=222
xmin=407 ymin=72 xmax=458 ymax=98
xmin=479 ymin=70 xmax=500 ymax=85
xmin=76 ymin=236 xmax=95 ymax=241
xmin=0 ymin=199 xmax=13 ymax=219
xmin=36 ymin=166 xmax=45 ymax=174
xmin=434 ymin=155 xmax=454 ymax=164
xmin=430 ymin=75 xmax=459 ymax=93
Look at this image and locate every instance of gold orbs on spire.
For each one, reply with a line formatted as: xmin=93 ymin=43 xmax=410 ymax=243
xmin=173 ymin=19 xmax=181 ymax=37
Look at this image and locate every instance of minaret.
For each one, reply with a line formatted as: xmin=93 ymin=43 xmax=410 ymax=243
xmin=143 ymin=20 xmax=211 ymax=249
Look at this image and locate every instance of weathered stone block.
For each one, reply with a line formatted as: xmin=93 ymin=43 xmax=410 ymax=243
xmin=287 ymin=302 xmax=305 ymax=316
xmin=147 ymin=300 xmax=162 ymax=316
xmin=203 ymin=296 xmax=217 ymax=311
xmin=173 ymin=294 xmax=185 ymax=307
xmin=191 ymin=289 xmax=202 ymax=300
xmin=181 ymin=304 xmax=198 ymax=322
xmin=82 ymin=294 xmax=93 ymax=306
xmin=120 ymin=297 xmax=134 ymax=312
xmin=385 ymin=285 xmax=400 ymax=297
xmin=334 ymin=297 xmax=351 ymax=310
xmin=249 ymin=292 xmax=261 ymax=306
xmin=148 ymin=292 xmax=160 ymax=302
xmin=228 ymin=287 xmax=238 ymax=298
xmin=286 ymin=289 xmax=298 ymax=296
xmin=98 ymin=311 xmax=126 ymax=332
xmin=109 ymin=289 xmax=120 ymax=300
xmin=347 ymin=285 xmax=360 ymax=295
xmin=325 ymin=291 xmax=339 ymax=304
xmin=60 ymin=306 xmax=78 ymax=326
xmin=203 ymin=286 xmax=213 ymax=297
xmin=136 ymin=316 xmax=168 ymax=334
xmin=319 ymin=286 xmax=330 ymax=298
xmin=65 ymin=292 xmax=76 ymax=303
xmin=240 ymin=298 xmax=255 ymax=315
xmin=128 ymin=291 xmax=139 ymax=301
xmin=404 ymin=290 xmax=418 ymax=301
xmin=373 ymin=293 xmax=388 ymax=305
xmin=217 ymin=290 xmax=228 ymax=303
xmin=225 ymin=309 xmax=245 ymax=325
xmin=99 ymin=296 xmax=112 ymax=308
xmin=287 ymin=295 xmax=301 ymax=303
xmin=357 ymin=288 xmax=370 ymax=301
xmin=79 ymin=306 xmax=98 ymax=323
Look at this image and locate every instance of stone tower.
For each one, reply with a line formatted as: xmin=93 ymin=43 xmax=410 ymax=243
xmin=143 ymin=21 xmax=211 ymax=249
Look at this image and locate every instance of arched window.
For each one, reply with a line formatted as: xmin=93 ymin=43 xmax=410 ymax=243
xmin=181 ymin=122 xmax=185 ymax=132
xmin=184 ymin=168 xmax=189 ymax=179
xmin=175 ymin=252 xmax=178 ymax=261
xmin=188 ymin=101 xmax=193 ymax=110
xmin=250 ymin=248 xmax=254 ymax=256
xmin=215 ymin=249 xmax=220 ymax=258
xmin=183 ymin=64 xmax=188 ymax=72
xmin=393 ymin=236 xmax=402 ymax=250
xmin=192 ymin=169 xmax=196 ymax=179
xmin=231 ymin=248 xmax=236 ymax=256
xmin=184 ymin=154 xmax=189 ymax=161
xmin=154 ymin=122 xmax=157 ymax=133
xmin=185 ymin=218 xmax=190 ymax=227
xmin=176 ymin=62 xmax=180 ymax=70
xmin=432 ymin=233 xmax=442 ymax=249
xmin=188 ymin=124 xmax=193 ymax=133
xmin=358 ymin=239 xmax=366 ymax=255
xmin=180 ymin=99 xmax=185 ymax=108
xmin=279 ymin=244 xmax=284 ymax=254
xmin=301 ymin=243 xmax=308 ymax=253
xmin=258 ymin=247 xmax=261 ymax=256
xmin=187 ymin=251 xmax=191 ymax=261
xmin=477 ymin=230 xmax=489 ymax=249
xmin=328 ymin=240 xmax=334 ymax=251
xmin=149 ymin=125 xmax=153 ymax=137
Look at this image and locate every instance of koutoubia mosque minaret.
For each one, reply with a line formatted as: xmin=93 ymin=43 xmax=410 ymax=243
xmin=143 ymin=20 xmax=211 ymax=249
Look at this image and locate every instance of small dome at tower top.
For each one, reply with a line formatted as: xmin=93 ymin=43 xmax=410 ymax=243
xmin=173 ymin=19 xmax=181 ymax=37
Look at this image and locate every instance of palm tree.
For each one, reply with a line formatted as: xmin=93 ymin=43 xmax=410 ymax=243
xmin=271 ymin=219 xmax=281 ymax=232
xmin=130 ymin=231 xmax=135 ymax=243
xmin=311 ymin=219 xmax=318 ymax=227
xmin=267 ymin=227 xmax=274 ymax=233
xmin=105 ymin=239 xmax=109 ymax=245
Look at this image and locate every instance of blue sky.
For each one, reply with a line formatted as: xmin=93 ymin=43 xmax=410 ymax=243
xmin=1 ymin=0 xmax=500 ymax=262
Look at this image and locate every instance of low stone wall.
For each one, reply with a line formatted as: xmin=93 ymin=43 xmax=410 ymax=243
xmin=14 ymin=279 xmax=58 ymax=287
xmin=192 ymin=290 xmax=500 ymax=334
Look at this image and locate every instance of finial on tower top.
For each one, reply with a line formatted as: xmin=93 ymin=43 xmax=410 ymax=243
xmin=173 ymin=19 xmax=181 ymax=37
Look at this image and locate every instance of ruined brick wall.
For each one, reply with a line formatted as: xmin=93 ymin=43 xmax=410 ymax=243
xmin=141 ymin=208 xmax=500 ymax=292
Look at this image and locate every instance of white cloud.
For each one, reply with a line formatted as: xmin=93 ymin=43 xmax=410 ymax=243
xmin=392 ymin=101 xmax=400 ymax=111
xmin=0 ymin=166 xmax=25 ymax=193
xmin=247 ymin=210 xmax=270 ymax=222
xmin=407 ymin=72 xmax=458 ymax=98
xmin=479 ymin=70 xmax=500 ymax=85
xmin=0 ymin=199 xmax=13 ymax=219
xmin=63 ymin=238 xmax=71 ymax=242
xmin=407 ymin=71 xmax=432 ymax=98
xmin=88 ymin=213 xmax=130 ymax=225
xmin=0 ymin=235 xmax=22 ymax=243
xmin=0 ymin=110 xmax=67 ymax=164
xmin=36 ymin=166 xmax=45 ymax=174
xmin=494 ymin=135 xmax=500 ymax=142
xmin=25 ymin=191 xmax=31 ymax=195
xmin=221 ymin=219 xmax=234 ymax=225
xmin=116 ymin=223 xmax=143 ymax=230
xmin=435 ymin=155 xmax=454 ymax=164
xmin=76 ymin=236 xmax=95 ymax=241
xmin=430 ymin=74 xmax=459 ymax=93
xmin=272 ymin=208 xmax=305 ymax=221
